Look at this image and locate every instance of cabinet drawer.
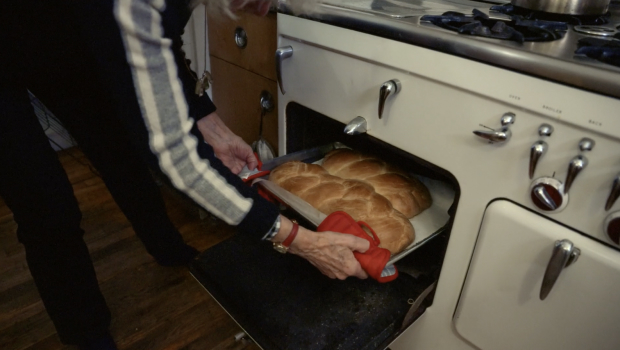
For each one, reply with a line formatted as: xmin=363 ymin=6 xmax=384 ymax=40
xmin=207 ymin=12 xmax=276 ymax=81
xmin=210 ymin=56 xmax=278 ymax=154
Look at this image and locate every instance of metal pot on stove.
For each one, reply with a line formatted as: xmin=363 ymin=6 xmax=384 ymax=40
xmin=511 ymin=0 xmax=610 ymax=15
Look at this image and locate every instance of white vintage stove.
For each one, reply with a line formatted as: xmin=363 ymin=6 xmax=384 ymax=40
xmin=191 ymin=1 xmax=620 ymax=349
xmin=271 ymin=0 xmax=620 ymax=349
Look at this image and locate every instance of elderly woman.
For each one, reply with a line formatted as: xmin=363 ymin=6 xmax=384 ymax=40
xmin=0 ymin=0 xmax=367 ymax=349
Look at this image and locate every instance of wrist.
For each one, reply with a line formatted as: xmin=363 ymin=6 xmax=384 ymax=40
xmin=196 ymin=113 xmax=215 ymax=137
xmin=271 ymin=217 xmax=301 ymax=254
xmin=287 ymin=227 xmax=312 ymax=254
xmin=270 ymin=216 xmax=293 ymax=243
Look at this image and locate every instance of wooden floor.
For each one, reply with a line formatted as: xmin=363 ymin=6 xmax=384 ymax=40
xmin=0 ymin=148 xmax=260 ymax=350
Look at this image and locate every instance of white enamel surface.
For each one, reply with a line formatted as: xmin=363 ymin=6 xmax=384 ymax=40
xmin=277 ymin=14 xmax=620 ymax=350
xmin=454 ymin=200 xmax=620 ymax=350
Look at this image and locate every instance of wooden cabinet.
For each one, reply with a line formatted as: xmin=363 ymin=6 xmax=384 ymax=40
xmin=207 ymin=11 xmax=278 ymax=154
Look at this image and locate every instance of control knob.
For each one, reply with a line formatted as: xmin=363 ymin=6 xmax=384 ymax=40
xmin=530 ymin=177 xmax=568 ymax=212
xmin=378 ymin=79 xmax=401 ymax=119
xmin=473 ymin=112 xmax=515 ymax=144
xmin=604 ymin=173 xmax=620 ymax=211
xmin=563 ymin=138 xmax=594 ymax=194
xmin=603 ymin=211 xmax=620 ymax=247
xmin=529 ymin=123 xmax=554 ymax=179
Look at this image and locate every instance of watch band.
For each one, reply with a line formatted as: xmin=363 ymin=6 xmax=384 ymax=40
xmin=281 ymin=222 xmax=299 ymax=247
xmin=273 ymin=221 xmax=299 ymax=254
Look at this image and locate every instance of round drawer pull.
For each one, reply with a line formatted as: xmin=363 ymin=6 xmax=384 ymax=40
xmin=234 ymin=27 xmax=247 ymax=48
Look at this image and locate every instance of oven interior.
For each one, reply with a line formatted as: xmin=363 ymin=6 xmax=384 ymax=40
xmin=190 ymin=103 xmax=461 ymax=350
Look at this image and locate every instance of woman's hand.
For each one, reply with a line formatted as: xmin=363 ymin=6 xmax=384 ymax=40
xmin=273 ymin=216 xmax=370 ymax=280
xmin=196 ymin=112 xmax=258 ymax=174
xmin=290 ymin=228 xmax=370 ymax=280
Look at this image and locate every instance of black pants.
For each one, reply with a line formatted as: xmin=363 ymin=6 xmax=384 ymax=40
xmin=0 ymin=0 xmax=194 ymax=344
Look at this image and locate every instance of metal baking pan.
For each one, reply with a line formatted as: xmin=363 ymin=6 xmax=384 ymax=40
xmin=252 ymin=146 xmax=456 ymax=264
xmin=189 ymin=143 xmax=451 ymax=350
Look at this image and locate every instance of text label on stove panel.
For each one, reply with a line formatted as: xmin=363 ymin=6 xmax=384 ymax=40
xmin=542 ymin=105 xmax=562 ymax=114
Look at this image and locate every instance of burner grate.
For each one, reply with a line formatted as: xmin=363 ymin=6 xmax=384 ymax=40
xmin=421 ymin=9 xmax=567 ymax=42
xmin=490 ymin=4 xmax=611 ymax=25
xmin=576 ymin=37 xmax=620 ymax=67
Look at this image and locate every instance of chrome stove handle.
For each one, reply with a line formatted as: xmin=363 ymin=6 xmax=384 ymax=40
xmin=605 ymin=173 xmax=620 ymax=211
xmin=473 ymin=128 xmax=512 ymax=143
xmin=529 ymin=124 xmax=553 ymax=179
xmin=564 ymin=155 xmax=588 ymax=194
xmin=344 ymin=116 xmax=367 ymax=135
xmin=473 ymin=112 xmax=515 ymax=144
xmin=533 ymin=185 xmax=557 ymax=210
xmin=540 ymin=239 xmax=580 ymax=300
xmin=275 ymin=46 xmax=293 ymax=95
xmin=529 ymin=141 xmax=548 ymax=179
xmin=563 ymin=138 xmax=594 ymax=195
xmin=378 ymin=79 xmax=401 ymax=119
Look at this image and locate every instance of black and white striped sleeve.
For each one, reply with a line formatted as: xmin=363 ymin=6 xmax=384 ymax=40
xmin=113 ymin=0 xmax=279 ymax=237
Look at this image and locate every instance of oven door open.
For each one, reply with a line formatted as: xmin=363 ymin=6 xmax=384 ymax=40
xmin=190 ymin=104 xmax=459 ymax=349
xmin=188 ymin=11 xmax=469 ymax=348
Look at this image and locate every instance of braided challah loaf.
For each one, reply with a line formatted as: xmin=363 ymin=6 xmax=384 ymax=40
xmin=321 ymin=149 xmax=432 ymax=218
xmin=269 ymin=162 xmax=414 ymax=254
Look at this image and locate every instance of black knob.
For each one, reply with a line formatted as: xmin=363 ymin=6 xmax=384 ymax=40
xmin=530 ymin=177 xmax=567 ymax=212
xmin=604 ymin=212 xmax=620 ymax=246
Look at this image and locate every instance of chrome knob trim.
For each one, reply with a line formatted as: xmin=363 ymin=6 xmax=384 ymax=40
xmin=605 ymin=174 xmax=620 ymax=211
xmin=473 ymin=112 xmax=515 ymax=144
xmin=578 ymin=137 xmax=595 ymax=152
xmin=378 ymin=79 xmax=401 ymax=119
xmin=275 ymin=46 xmax=293 ymax=95
xmin=344 ymin=116 xmax=368 ymax=135
xmin=500 ymin=112 xmax=516 ymax=127
xmin=564 ymin=155 xmax=588 ymax=194
xmin=473 ymin=128 xmax=512 ymax=143
xmin=530 ymin=177 xmax=568 ymax=212
xmin=538 ymin=123 xmax=554 ymax=137
xmin=603 ymin=211 xmax=620 ymax=246
xmin=234 ymin=27 xmax=248 ymax=48
xmin=533 ymin=185 xmax=557 ymax=210
xmin=260 ymin=91 xmax=275 ymax=113
xmin=529 ymin=140 xmax=548 ymax=179
xmin=540 ymin=239 xmax=580 ymax=300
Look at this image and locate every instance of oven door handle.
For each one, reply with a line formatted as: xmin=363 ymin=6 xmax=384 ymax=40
xmin=275 ymin=46 xmax=294 ymax=95
xmin=540 ymin=239 xmax=580 ymax=300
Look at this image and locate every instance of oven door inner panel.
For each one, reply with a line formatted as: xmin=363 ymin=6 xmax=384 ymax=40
xmin=190 ymin=105 xmax=460 ymax=350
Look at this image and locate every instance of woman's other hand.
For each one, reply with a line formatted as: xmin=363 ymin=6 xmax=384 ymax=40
xmin=197 ymin=112 xmax=258 ymax=174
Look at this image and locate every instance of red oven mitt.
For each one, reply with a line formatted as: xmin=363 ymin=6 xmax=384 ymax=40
xmin=317 ymin=211 xmax=398 ymax=283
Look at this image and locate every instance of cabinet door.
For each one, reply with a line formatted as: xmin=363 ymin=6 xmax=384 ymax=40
xmin=209 ymin=56 xmax=278 ymax=154
xmin=454 ymin=200 xmax=620 ymax=350
xmin=207 ymin=12 xmax=276 ymax=81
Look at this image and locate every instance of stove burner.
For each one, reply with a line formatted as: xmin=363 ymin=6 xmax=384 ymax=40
xmin=490 ymin=4 xmax=611 ymax=25
xmin=576 ymin=37 xmax=620 ymax=68
xmin=421 ymin=9 xmax=567 ymax=42
xmin=574 ymin=25 xmax=618 ymax=37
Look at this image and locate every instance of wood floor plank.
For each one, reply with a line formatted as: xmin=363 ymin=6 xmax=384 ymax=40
xmin=121 ymin=303 xmax=240 ymax=350
xmin=0 ymin=280 xmax=44 ymax=332
xmin=25 ymin=334 xmax=70 ymax=350
xmin=0 ymin=309 xmax=58 ymax=350
xmin=0 ymin=148 xmax=256 ymax=350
